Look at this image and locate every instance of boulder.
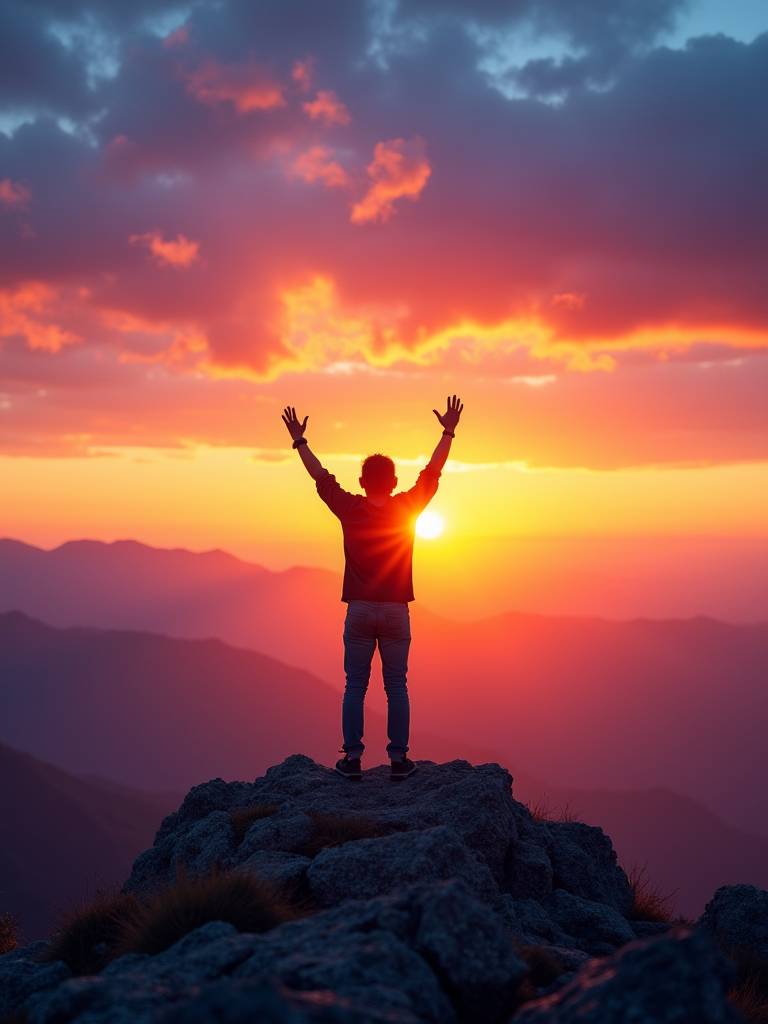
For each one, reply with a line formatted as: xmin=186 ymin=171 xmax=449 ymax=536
xmin=498 ymin=896 xmax=576 ymax=947
xmin=236 ymin=807 xmax=316 ymax=858
xmin=512 ymin=929 xmax=741 ymax=1023
xmin=697 ymin=884 xmax=768 ymax=959
xmin=162 ymin=977 xmax=422 ymax=1024
xmin=505 ymin=839 xmax=554 ymax=901
xmin=543 ymin=822 xmax=633 ymax=916
xmin=239 ymin=850 xmax=312 ymax=889
xmin=169 ymin=810 xmax=236 ymax=877
xmin=0 ymin=943 xmax=71 ymax=1018
xmin=543 ymin=889 xmax=636 ymax=955
xmin=133 ymin=757 xmax=521 ymax=891
xmin=24 ymin=881 xmax=527 ymax=1024
xmin=306 ymin=827 xmax=499 ymax=908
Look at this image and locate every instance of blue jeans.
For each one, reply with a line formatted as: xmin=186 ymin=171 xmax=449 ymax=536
xmin=342 ymin=600 xmax=411 ymax=760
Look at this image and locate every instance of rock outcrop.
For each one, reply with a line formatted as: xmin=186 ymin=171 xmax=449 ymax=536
xmin=0 ymin=756 xmax=761 ymax=1024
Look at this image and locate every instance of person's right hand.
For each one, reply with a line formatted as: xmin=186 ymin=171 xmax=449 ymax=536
xmin=282 ymin=406 xmax=308 ymax=441
xmin=432 ymin=395 xmax=464 ymax=433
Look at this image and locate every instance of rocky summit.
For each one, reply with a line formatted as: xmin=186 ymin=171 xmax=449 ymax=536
xmin=1 ymin=755 xmax=764 ymax=1023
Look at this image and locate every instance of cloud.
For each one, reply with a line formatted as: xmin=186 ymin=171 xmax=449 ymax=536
xmin=292 ymin=58 xmax=315 ymax=92
xmin=0 ymin=179 xmax=31 ymax=207
xmin=350 ymin=138 xmax=431 ymax=224
xmin=290 ymin=146 xmax=350 ymax=188
xmin=303 ymin=90 xmax=351 ymax=125
xmin=0 ymin=283 xmax=81 ymax=353
xmin=181 ymin=58 xmax=285 ymax=113
xmin=129 ymin=231 xmax=200 ymax=268
xmin=552 ymin=293 xmax=586 ymax=310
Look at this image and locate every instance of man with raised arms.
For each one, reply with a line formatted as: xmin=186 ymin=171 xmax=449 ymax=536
xmin=282 ymin=396 xmax=464 ymax=781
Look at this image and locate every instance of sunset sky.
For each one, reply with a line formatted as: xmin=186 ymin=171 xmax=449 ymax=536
xmin=2 ymin=0 xmax=767 ymax=610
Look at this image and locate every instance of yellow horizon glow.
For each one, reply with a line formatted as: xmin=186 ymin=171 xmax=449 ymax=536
xmin=1 ymin=447 xmax=766 ymax=564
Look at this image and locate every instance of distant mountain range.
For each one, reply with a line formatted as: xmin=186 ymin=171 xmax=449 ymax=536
xmin=1 ymin=611 xmax=766 ymax=922
xmin=1 ymin=538 xmax=766 ymax=836
xmin=0 ymin=743 xmax=179 ymax=940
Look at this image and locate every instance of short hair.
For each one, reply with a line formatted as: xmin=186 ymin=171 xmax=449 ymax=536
xmin=361 ymin=453 xmax=396 ymax=493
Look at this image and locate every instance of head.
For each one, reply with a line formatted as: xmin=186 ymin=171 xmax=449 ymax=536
xmin=360 ymin=453 xmax=397 ymax=498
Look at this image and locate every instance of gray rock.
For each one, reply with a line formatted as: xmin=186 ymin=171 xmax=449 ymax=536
xmin=239 ymin=850 xmax=312 ymax=889
xmin=162 ymin=977 xmax=422 ymax=1024
xmin=306 ymin=826 xmax=498 ymax=908
xmin=413 ymin=881 xmax=527 ymax=1022
xmin=697 ymin=883 xmax=768 ymax=959
xmin=543 ymin=889 xmax=636 ymax=955
xmin=630 ymin=920 xmax=671 ymax=939
xmin=170 ymin=809 xmax=236 ymax=877
xmin=499 ymin=896 xmax=576 ymax=947
xmin=236 ymin=808 xmax=316 ymax=859
xmin=513 ymin=928 xmax=741 ymax=1023
xmin=0 ymin=943 xmax=71 ymax=1016
xmin=235 ymin=923 xmax=455 ymax=1024
xmin=505 ymin=838 xmax=554 ymax=900
xmin=544 ymin=822 xmax=633 ymax=916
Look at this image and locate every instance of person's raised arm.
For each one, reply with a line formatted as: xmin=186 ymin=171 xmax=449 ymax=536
xmin=281 ymin=406 xmax=327 ymax=481
xmin=427 ymin=395 xmax=463 ymax=474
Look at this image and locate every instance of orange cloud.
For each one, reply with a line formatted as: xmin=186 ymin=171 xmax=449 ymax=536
xmin=552 ymin=292 xmax=586 ymax=310
xmin=129 ymin=231 xmax=200 ymax=268
xmin=0 ymin=283 xmax=81 ymax=352
xmin=292 ymin=58 xmax=315 ymax=92
xmin=350 ymin=138 xmax=431 ymax=225
xmin=183 ymin=59 xmax=285 ymax=113
xmin=0 ymin=178 xmax=31 ymax=208
xmin=291 ymin=147 xmax=350 ymax=188
xmin=303 ymin=90 xmax=350 ymax=125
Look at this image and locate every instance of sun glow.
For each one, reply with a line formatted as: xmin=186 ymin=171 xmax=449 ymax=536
xmin=416 ymin=511 xmax=445 ymax=539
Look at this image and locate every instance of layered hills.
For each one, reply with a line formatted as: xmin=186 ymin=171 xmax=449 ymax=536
xmin=1 ymin=611 xmax=766 ymax=923
xmin=1 ymin=539 xmax=766 ymax=836
xmin=0 ymin=743 xmax=179 ymax=939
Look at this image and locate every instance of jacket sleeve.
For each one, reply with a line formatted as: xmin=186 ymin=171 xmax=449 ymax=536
xmin=316 ymin=470 xmax=357 ymax=519
xmin=403 ymin=466 xmax=440 ymax=514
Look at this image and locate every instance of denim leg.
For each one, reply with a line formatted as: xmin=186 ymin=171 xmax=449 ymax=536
xmin=342 ymin=603 xmax=377 ymax=759
xmin=377 ymin=604 xmax=411 ymax=758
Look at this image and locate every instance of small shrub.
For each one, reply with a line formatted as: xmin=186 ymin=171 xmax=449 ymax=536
xmin=0 ymin=911 xmax=20 ymax=954
xmin=116 ymin=868 xmax=295 ymax=957
xmin=625 ymin=864 xmax=677 ymax=923
xmin=728 ymin=948 xmax=768 ymax=1024
xmin=298 ymin=811 xmax=381 ymax=858
xmin=229 ymin=804 xmax=278 ymax=846
xmin=525 ymin=797 xmax=581 ymax=823
xmin=40 ymin=888 xmax=142 ymax=975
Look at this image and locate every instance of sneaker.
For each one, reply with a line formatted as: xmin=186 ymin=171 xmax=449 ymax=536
xmin=335 ymin=753 xmax=362 ymax=781
xmin=390 ymin=755 xmax=417 ymax=781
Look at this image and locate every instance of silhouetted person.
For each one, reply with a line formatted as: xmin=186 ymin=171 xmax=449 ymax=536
xmin=282 ymin=396 xmax=463 ymax=781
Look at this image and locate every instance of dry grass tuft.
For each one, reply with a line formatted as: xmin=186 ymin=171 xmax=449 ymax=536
xmin=625 ymin=863 xmax=677 ymax=923
xmin=728 ymin=948 xmax=768 ymax=1024
xmin=0 ymin=911 xmax=20 ymax=954
xmin=525 ymin=796 xmax=582 ymax=823
xmin=39 ymin=888 xmax=142 ymax=975
xmin=229 ymin=805 xmax=278 ymax=846
xmin=116 ymin=868 xmax=295 ymax=958
xmin=298 ymin=811 xmax=382 ymax=858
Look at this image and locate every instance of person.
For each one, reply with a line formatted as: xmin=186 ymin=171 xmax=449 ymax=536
xmin=281 ymin=396 xmax=464 ymax=782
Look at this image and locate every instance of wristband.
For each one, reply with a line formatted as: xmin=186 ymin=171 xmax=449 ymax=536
xmin=442 ymin=430 xmax=455 ymax=438
xmin=293 ymin=437 xmax=308 ymax=448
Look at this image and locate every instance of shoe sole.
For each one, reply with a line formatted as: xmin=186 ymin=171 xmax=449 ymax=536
xmin=390 ymin=767 xmax=418 ymax=782
xmin=334 ymin=767 xmax=362 ymax=781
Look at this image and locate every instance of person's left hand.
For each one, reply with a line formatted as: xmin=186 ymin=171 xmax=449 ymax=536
xmin=282 ymin=406 xmax=308 ymax=441
xmin=432 ymin=395 xmax=464 ymax=433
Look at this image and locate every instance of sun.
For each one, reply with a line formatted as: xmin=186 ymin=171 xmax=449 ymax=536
xmin=415 ymin=511 xmax=444 ymax=539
